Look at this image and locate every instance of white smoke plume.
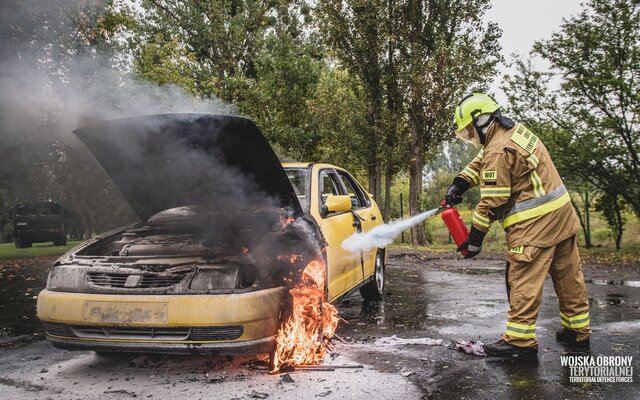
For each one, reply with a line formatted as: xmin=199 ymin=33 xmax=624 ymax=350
xmin=341 ymin=208 xmax=441 ymax=253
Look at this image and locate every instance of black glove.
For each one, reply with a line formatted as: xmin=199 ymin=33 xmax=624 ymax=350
xmin=457 ymin=226 xmax=486 ymax=259
xmin=443 ymin=177 xmax=470 ymax=208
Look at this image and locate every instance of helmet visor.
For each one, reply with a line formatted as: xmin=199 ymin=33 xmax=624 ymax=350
xmin=455 ymin=125 xmax=481 ymax=147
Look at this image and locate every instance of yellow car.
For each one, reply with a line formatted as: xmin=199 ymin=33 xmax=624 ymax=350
xmin=37 ymin=114 xmax=385 ymax=359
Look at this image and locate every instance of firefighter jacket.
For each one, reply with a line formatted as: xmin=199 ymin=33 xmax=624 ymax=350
xmin=457 ymin=122 xmax=580 ymax=249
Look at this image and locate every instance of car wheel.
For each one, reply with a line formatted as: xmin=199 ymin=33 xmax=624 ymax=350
xmin=53 ymin=235 xmax=67 ymax=246
xmin=359 ymin=250 xmax=385 ymax=301
xmin=16 ymin=237 xmax=32 ymax=248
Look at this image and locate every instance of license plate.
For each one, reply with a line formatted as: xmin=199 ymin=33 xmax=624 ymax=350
xmin=82 ymin=301 xmax=168 ymax=324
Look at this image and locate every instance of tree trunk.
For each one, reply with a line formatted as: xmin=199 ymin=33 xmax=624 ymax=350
xmin=572 ymin=198 xmax=590 ymax=248
xmin=382 ymin=0 xmax=398 ymax=222
xmin=383 ymin=159 xmax=393 ymax=220
xmin=408 ymin=116 xmax=426 ymax=246
xmin=365 ymin=102 xmax=382 ymax=204
xmin=367 ymin=159 xmax=381 ymax=204
xmin=583 ymin=190 xmax=592 ymax=248
xmin=613 ymin=197 xmax=623 ymax=251
xmin=83 ymin=212 xmax=93 ymax=240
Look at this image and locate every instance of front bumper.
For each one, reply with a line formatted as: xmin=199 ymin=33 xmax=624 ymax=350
xmin=47 ymin=334 xmax=276 ymax=355
xmin=37 ymin=287 xmax=287 ymax=355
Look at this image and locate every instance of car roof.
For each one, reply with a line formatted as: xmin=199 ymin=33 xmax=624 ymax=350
xmin=282 ymin=162 xmax=312 ymax=168
xmin=282 ymin=162 xmax=345 ymax=171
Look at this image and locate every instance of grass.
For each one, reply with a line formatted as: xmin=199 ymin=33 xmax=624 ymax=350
xmin=0 ymin=241 xmax=82 ymax=261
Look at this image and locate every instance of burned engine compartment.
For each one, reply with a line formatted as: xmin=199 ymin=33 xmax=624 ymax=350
xmin=48 ymin=206 xmax=326 ymax=295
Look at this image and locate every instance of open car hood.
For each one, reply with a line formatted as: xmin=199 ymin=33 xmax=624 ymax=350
xmin=74 ymin=114 xmax=301 ymax=221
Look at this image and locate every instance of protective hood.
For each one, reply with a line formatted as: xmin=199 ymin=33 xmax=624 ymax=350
xmin=74 ymin=114 xmax=302 ymax=221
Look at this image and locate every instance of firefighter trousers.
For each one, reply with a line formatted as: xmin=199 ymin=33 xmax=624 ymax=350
xmin=502 ymin=235 xmax=591 ymax=348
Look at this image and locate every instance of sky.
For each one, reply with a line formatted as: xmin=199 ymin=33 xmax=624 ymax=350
xmin=486 ymin=0 xmax=585 ymax=105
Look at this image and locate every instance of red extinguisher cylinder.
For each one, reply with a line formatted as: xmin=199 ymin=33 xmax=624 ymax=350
xmin=441 ymin=207 xmax=469 ymax=256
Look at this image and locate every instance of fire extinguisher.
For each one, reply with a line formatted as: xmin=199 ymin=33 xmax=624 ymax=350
xmin=440 ymin=206 xmax=469 ymax=257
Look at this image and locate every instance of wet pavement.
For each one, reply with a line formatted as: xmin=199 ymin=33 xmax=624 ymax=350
xmin=338 ymin=251 xmax=640 ymax=399
xmin=0 ymin=250 xmax=639 ymax=399
xmin=0 ymin=257 xmax=51 ymax=340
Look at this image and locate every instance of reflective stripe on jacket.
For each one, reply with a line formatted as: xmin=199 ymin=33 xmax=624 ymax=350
xmin=456 ymin=123 xmax=579 ymax=248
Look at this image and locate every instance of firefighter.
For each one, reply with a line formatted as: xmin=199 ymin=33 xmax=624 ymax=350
xmin=443 ymin=93 xmax=591 ymax=357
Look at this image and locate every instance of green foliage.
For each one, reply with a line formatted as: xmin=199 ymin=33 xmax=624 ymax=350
xmin=309 ymin=68 xmax=369 ymax=174
xmin=595 ymin=192 xmax=627 ymax=250
xmin=132 ymin=1 xmax=326 ymax=162
xmin=135 ymin=34 xmax=197 ymax=91
xmin=502 ymin=0 xmax=640 ymax=248
xmin=236 ymin=32 xmax=324 ymax=160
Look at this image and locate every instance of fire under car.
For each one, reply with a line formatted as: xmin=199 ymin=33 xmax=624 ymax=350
xmin=37 ymin=114 xmax=386 ymax=362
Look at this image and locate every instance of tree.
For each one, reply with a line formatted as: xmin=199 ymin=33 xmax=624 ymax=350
xmin=396 ymin=0 xmax=501 ymax=245
xmin=0 ymin=0 xmax=138 ymax=237
xmin=503 ymin=0 xmax=640 ymax=248
xmin=234 ymin=27 xmax=324 ymax=160
xmin=595 ymin=192 xmax=626 ymax=250
xmin=309 ymin=68 xmax=370 ymax=175
xmin=316 ymin=0 xmax=389 ymax=204
xmin=133 ymin=1 xmax=324 ymax=160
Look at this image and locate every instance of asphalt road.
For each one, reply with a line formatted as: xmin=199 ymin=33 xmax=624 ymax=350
xmin=0 ymin=250 xmax=638 ymax=399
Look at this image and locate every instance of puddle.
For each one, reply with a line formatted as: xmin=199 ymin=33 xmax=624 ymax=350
xmin=593 ymin=320 xmax=640 ymax=332
xmin=585 ymin=279 xmax=640 ymax=287
xmin=590 ymin=293 xmax=626 ymax=308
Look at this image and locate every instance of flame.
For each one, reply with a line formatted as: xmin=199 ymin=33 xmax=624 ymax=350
xmin=271 ymin=259 xmax=339 ymax=372
xmin=277 ymin=254 xmax=302 ymax=264
xmin=280 ymin=215 xmax=295 ymax=228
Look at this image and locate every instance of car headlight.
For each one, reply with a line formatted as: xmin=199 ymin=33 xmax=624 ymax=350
xmin=46 ymin=265 xmax=86 ymax=291
xmin=189 ymin=265 xmax=257 ymax=290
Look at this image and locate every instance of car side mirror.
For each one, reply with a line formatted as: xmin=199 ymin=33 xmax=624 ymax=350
xmin=324 ymin=195 xmax=352 ymax=215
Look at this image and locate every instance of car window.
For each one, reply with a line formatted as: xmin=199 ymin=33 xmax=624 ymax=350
xmin=320 ymin=170 xmax=345 ymax=205
xmin=338 ymin=172 xmax=370 ymax=208
xmin=285 ymin=168 xmax=309 ymax=210
xmin=337 ymin=172 xmax=364 ymax=209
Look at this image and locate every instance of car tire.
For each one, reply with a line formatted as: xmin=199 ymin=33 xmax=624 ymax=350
xmin=16 ymin=237 xmax=32 ymax=248
xmin=359 ymin=250 xmax=385 ymax=301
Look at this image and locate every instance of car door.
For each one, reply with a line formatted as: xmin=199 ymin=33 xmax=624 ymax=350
xmin=336 ymin=170 xmax=381 ymax=279
xmin=312 ymin=168 xmax=361 ymax=302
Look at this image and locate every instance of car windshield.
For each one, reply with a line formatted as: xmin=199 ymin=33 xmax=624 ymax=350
xmin=15 ymin=202 xmax=61 ymax=216
xmin=285 ymin=168 xmax=309 ymax=211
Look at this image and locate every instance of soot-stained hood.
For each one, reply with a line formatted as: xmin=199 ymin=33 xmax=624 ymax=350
xmin=74 ymin=114 xmax=302 ymax=221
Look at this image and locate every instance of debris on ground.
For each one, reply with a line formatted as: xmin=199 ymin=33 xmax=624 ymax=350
xmin=128 ymin=355 xmax=165 ymax=368
xmin=104 ymin=389 xmax=138 ymax=397
xmin=373 ymin=335 xmax=486 ymax=357
xmin=248 ymin=390 xmax=269 ymax=399
xmin=454 ymin=339 xmax=486 ymax=357
xmin=373 ymin=335 xmax=448 ymax=347
xmin=281 ymin=373 xmax=295 ymax=383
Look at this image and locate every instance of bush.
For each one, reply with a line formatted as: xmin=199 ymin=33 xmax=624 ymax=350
xmin=3 ymin=222 xmax=13 ymax=243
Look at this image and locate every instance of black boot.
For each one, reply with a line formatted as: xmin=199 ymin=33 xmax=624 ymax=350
xmin=483 ymin=339 xmax=538 ymax=358
xmin=556 ymin=328 xmax=590 ymax=348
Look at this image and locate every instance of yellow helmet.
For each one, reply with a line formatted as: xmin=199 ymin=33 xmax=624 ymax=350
xmin=454 ymin=93 xmax=500 ymax=133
